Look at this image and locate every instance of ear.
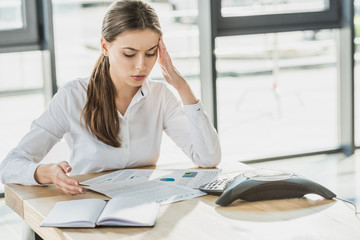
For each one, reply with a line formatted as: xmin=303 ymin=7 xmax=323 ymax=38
xmin=101 ymin=38 xmax=109 ymax=56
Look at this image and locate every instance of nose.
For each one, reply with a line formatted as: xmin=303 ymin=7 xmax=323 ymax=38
xmin=135 ymin=55 xmax=146 ymax=71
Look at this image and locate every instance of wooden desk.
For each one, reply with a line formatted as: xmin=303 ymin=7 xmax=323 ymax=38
xmin=5 ymin=161 xmax=360 ymax=240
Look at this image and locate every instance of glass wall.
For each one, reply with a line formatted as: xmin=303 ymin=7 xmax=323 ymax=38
xmin=216 ymin=31 xmax=338 ymax=161
xmin=0 ymin=0 xmax=44 ymax=162
xmin=0 ymin=0 xmax=23 ymax=30
xmin=0 ymin=51 xmax=45 ymax=162
xmin=211 ymin=0 xmax=342 ymax=162
xmin=194 ymin=0 xmax=346 ymax=163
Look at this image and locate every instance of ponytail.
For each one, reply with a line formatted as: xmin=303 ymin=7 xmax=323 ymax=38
xmin=82 ymin=55 xmax=121 ymax=147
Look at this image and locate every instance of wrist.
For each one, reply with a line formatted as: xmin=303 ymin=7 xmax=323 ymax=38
xmin=176 ymin=82 xmax=198 ymax=105
xmin=170 ymin=75 xmax=187 ymax=91
xmin=34 ymin=164 xmax=54 ymax=184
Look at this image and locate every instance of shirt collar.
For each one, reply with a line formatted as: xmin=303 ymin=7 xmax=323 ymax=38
xmin=131 ymin=78 xmax=150 ymax=105
xmin=139 ymin=78 xmax=150 ymax=97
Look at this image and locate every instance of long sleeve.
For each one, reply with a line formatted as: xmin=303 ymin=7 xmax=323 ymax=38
xmin=162 ymin=86 xmax=221 ymax=167
xmin=0 ymin=86 xmax=70 ymax=185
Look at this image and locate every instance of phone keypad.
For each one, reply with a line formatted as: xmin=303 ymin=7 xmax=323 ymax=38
xmin=199 ymin=178 xmax=233 ymax=195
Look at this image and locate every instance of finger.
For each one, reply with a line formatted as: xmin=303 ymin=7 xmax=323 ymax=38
xmin=157 ymin=39 xmax=164 ymax=60
xmin=60 ymin=183 xmax=85 ymax=195
xmin=158 ymin=38 xmax=166 ymax=55
xmin=55 ymin=168 xmax=79 ymax=187
xmin=53 ymin=164 xmax=79 ymax=187
xmin=50 ymin=163 xmax=83 ymax=195
xmin=55 ymin=174 xmax=85 ymax=195
xmin=159 ymin=37 xmax=166 ymax=50
xmin=158 ymin=41 xmax=172 ymax=67
xmin=58 ymin=161 xmax=72 ymax=173
xmin=158 ymin=34 xmax=162 ymax=43
xmin=58 ymin=183 xmax=85 ymax=195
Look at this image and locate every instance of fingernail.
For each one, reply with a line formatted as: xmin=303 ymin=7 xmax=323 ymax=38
xmin=74 ymin=181 xmax=78 ymax=186
xmin=79 ymin=189 xmax=83 ymax=194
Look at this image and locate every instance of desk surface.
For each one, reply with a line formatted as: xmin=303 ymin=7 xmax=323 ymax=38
xmin=5 ymin=161 xmax=360 ymax=240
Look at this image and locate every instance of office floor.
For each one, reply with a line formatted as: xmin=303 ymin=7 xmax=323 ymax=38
xmin=0 ymin=198 xmax=23 ymax=240
xmin=1 ymin=151 xmax=359 ymax=239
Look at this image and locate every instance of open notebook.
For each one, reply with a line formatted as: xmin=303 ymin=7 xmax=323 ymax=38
xmin=40 ymin=197 xmax=160 ymax=228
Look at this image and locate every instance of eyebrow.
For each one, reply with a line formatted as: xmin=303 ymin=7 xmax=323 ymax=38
xmin=123 ymin=45 xmax=159 ymax=52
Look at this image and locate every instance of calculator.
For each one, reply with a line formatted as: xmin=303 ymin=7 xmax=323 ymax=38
xmin=199 ymin=177 xmax=234 ymax=195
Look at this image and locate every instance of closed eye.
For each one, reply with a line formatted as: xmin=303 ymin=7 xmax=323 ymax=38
xmin=124 ymin=53 xmax=135 ymax=58
xmin=146 ymin=53 xmax=156 ymax=57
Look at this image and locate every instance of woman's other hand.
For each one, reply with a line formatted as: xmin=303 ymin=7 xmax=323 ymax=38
xmin=158 ymin=35 xmax=198 ymax=105
xmin=157 ymin=35 xmax=185 ymax=89
xmin=34 ymin=161 xmax=85 ymax=195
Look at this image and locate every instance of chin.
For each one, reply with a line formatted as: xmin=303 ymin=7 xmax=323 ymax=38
xmin=130 ymin=80 xmax=145 ymax=87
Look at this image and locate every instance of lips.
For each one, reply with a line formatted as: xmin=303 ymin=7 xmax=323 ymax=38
xmin=131 ymin=75 xmax=146 ymax=81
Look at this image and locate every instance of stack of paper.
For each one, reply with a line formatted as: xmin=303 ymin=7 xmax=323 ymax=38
xmin=81 ymin=169 xmax=221 ymax=205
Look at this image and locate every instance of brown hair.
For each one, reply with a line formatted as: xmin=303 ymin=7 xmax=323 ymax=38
xmin=82 ymin=0 xmax=162 ymax=147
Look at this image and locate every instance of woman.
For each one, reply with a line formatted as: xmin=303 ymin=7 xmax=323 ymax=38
xmin=0 ymin=0 xmax=221 ymax=195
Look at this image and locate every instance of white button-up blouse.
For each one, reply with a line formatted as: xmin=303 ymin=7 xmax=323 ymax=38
xmin=0 ymin=78 xmax=221 ymax=185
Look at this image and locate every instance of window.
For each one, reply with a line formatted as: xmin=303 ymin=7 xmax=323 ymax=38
xmin=216 ymin=31 xmax=338 ymax=161
xmin=0 ymin=0 xmax=23 ymax=30
xmin=0 ymin=0 xmax=39 ymax=50
xmin=199 ymin=0 xmax=350 ymax=162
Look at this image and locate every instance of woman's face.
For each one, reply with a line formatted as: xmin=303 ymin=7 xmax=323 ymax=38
xmin=102 ymin=29 xmax=160 ymax=89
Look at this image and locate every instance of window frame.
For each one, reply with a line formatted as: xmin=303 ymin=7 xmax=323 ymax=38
xmin=213 ymin=0 xmax=341 ymax=36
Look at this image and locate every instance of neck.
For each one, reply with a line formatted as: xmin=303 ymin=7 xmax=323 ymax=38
xmin=114 ymin=82 xmax=140 ymax=100
xmin=112 ymin=80 xmax=140 ymax=116
xmin=110 ymin=73 xmax=140 ymax=101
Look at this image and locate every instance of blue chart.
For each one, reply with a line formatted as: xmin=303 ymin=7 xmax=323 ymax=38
xmin=183 ymin=172 xmax=198 ymax=178
xmin=160 ymin=178 xmax=175 ymax=182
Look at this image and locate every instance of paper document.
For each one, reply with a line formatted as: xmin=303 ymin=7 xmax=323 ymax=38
xmin=81 ymin=169 xmax=221 ymax=189
xmin=87 ymin=180 xmax=206 ymax=205
xmin=81 ymin=169 xmax=152 ymax=186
